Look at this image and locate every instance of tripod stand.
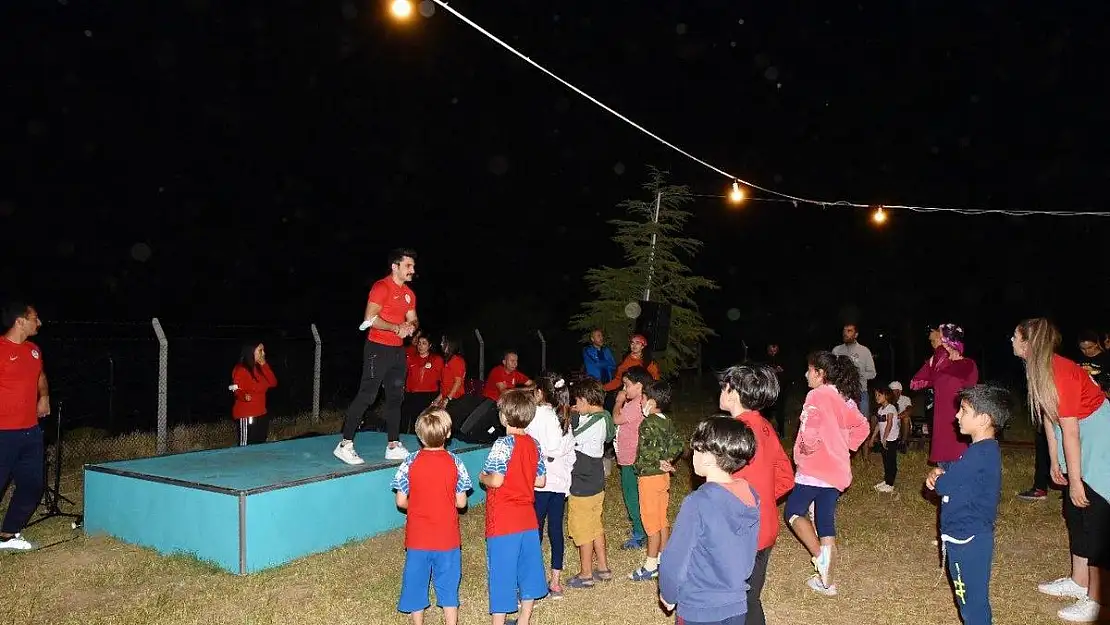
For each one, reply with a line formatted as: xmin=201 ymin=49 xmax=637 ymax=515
xmin=25 ymin=402 xmax=83 ymax=530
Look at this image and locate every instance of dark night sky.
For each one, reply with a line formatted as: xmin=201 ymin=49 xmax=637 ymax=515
xmin=4 ymin=0 xmax=1110 ymax=376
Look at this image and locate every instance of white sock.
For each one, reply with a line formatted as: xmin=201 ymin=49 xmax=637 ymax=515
xmin=644 ymin=556 xmax=659 ymax=571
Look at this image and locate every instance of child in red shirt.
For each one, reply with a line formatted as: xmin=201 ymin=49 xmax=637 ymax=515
xmin=718 ymin=364 xmax=795 ymax=625
xmin=478 ymin=389 xmax=549 ymax=625
xmin=391 ymin=409 xmax=473 ymax=625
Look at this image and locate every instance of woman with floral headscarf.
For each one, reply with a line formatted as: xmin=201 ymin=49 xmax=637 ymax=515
xmin=911 ymin=324 xmax=980 ymax=466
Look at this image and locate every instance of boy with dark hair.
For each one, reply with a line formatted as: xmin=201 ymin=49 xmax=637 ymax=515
xmin=478 ymin=389 xmax=548 ymax=625
xmin=718 ymin=364 xmax=794 ymax=625
xmin=926 ymin=384 xmax=1013 ymax=625
xmin=660 ymin=416 xmax=760 ymax=624
xmin=629 ymin=379 xmax=685 ymax=581
xmin=567 ymin=379 xmax=613 ymax=588
xmin=391 ymin=409 xmax=472 ymax=625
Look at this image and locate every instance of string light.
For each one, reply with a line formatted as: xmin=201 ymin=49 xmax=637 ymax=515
xmin=728 ymin=181 xmax=745 ymax=204
xmin=390 ymin=0 xmax=414 ymax=19
xmin=872 ymin=206 xmax=887 ymax=225
xmin=411 ymin=0 xmax=1110 ymax=219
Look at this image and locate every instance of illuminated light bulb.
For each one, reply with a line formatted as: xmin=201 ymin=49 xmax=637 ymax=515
xmin=391 ymin=0 xmax=414 ymax=19
xmin=729 ymin=181 xmax=745 ymax=204
xmin=872 ymin=206 xmax=887 ymax=224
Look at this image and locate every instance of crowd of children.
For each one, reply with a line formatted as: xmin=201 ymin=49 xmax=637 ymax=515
xmin=388 ymin=349 xmax=1024 ymax=625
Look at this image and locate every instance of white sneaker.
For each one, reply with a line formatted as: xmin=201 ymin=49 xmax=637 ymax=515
xmin=1058 ymin=597 xmax=1101 ymax=622
xmin=812 ymin=546 xmax=831 ymax=587
xmin=333 ymin=440 xmax=365 ymax=465
xmin=806 ymin=574 xmax=837 ymax=596
xmin=385 ymin=443 xmax=409 ymax=461
xmin=1038 ymin=577 xmax=1088 ymax=600
xmin=873 ymin=480 xmax=887 ymax=490
xmin=876 ymin=483 xmax=895 ymax=493
xmin=0 ymin=533 xmax=34 ymax=551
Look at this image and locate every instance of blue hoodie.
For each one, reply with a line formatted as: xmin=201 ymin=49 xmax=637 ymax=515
xmin=659 ymin=479 xmax=760 ymax=623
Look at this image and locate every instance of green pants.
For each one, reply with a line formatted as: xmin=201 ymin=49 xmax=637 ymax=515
xmin=619 ymin=464 xmax=645 ymax=539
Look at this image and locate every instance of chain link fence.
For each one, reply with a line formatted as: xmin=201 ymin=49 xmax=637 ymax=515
xmin=39 ymin=320 xmax=589 ymax=472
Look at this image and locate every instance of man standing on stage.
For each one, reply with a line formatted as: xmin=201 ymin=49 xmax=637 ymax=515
xmin=0 ymin=299 xmax=49 ymax=551
xmin=334 ymin=248 xmax=419 ymax=465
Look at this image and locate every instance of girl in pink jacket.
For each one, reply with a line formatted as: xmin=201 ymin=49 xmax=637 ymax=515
xmin=784 ymin=351 xmax=870 ymax=597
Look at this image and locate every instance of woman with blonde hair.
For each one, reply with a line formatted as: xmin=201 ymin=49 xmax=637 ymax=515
xmin=1014 ymin=318 xmax=1110 ymax=623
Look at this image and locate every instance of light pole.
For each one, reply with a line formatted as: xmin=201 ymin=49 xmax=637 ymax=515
xmin=643 ymin=191 xmax=662 ymax=302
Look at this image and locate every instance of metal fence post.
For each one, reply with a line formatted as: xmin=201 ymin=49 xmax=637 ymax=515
xmin=152 ymin=317 xmax=168 ymax=454
xmin=311 ymin=323 xmax=322 ymax=422
xmin=474 ymin=329 xmax=485 ymax=381
xmin=536 ymin=330 xmax=547 ymax=372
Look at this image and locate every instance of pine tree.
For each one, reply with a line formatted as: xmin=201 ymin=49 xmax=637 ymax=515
xmin=570 ymin=167 xmax=718 ymax=375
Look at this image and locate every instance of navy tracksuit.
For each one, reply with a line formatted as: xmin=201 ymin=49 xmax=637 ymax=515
xmin=935 ymin=439 xmax=1001 ymax=625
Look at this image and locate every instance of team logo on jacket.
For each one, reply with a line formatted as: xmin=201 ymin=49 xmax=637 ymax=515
xmin=31 ymin=349 xmax=40 ymax=359
xmin=404 ymin=293 xmax=411 ymax=304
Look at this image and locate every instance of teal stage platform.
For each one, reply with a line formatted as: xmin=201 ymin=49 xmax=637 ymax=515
xmin=83 ymin=433 xmax=490 ymax=574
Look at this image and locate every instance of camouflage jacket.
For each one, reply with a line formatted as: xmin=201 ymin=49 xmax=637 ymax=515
xmin=634 ymin=413 xmax=684 ymax=477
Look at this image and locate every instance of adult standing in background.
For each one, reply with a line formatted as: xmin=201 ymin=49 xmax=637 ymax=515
xmin=231 ymin=341 xmax=278 ymax=445
xmin=335 ymin=248 xmax=419 ymax=465
xmin=401 ymin=334 xmax=443 ymax=435
xmin=832 ymin=323 xmax=876 ymax=416
xmin=582 ymin=329 xmax=617 ymax=384
xmin=0 ymin=299 xmax=49 ymax=551
xmin=911 ymin=323 xmax=978 ymax=467
xmin=765 ymin=343 xmax=788 ymax=436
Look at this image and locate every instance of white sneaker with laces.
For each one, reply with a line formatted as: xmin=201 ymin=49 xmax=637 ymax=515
xmin=385 ymin=443 xmax=409 ymax=461
xmin=1038 ymin=577 xmax=1088 ymax=600
xmin=0 ymin=533 xmax=34 ymax=551
xmin=1058 ymin=597 xmax=1101 ymax=622
xmin=333 ymin=440 xmax=365 ymax=465
xmin=876 ymin=483 xmax=895 ymax=493
xmin=873 ymin=480 xmax=887 ymax=490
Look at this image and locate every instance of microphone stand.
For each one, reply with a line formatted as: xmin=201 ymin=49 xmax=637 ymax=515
xmin=26 ymin=401 xmax=84 ymax=530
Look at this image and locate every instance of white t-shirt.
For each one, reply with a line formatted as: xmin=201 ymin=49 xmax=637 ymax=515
xmin=877 ymin=404 xmax=900 ymax=441
xmin=573 ymin=411 xmax=608 ymax=459
xmin=895 ymin=395 xmax=912 ymax=416
xmin=526 ymin=404 xmax=575 ymax=494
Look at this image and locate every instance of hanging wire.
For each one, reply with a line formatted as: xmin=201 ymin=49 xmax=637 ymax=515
xmin=427 ymin=0 xmax=1110 ymax=218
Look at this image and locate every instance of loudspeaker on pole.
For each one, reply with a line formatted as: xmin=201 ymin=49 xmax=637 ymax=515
xmin=635 ymin=301 xmax=672 ymax=352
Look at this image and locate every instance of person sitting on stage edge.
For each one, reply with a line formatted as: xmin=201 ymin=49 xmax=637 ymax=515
xmin=391 ymin=408 xmax=473 ymax=625
xmin=0 ymin=298 xmax=49 ymax=551
xmin=231 ymin=341 xmax=278 ymax=446
xmin=335 ymin=248 xmax=420 ymax=465
xmin=483 ymin=350 xmax=534 ymax=402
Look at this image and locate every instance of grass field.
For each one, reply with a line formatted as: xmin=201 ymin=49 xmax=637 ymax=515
xmin=0 ymin=395 xmax=1084 ymax=625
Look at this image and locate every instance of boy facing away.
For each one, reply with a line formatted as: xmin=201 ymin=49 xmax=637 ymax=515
xmin=660 ymin=416 xmax=760 ymax=625
xmin=630 ymin=379 xmax=685 ymax=581
xmin=925 ymin=384 xmax=1013 ymax=625
xmin=390 ymin=409 xmax=473 ymax=625
xmin=718 ymin=364 xmax=795 ymax=625
xmin=478 ymin=389 xmax=549 ymax=625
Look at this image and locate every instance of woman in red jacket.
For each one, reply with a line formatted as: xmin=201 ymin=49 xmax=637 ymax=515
xmin=231 ymin=342 xmax=278 ymax=446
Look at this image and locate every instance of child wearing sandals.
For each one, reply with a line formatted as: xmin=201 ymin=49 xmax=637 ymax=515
xmin=783 ymin=351 xmax=870 ymax=596
xmin=566 ymin=379 xmax=615 ymax=588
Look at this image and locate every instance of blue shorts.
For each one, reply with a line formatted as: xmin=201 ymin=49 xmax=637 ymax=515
xmin=784 ymin=484 xmax=841 ymax=538
xmin=486 ymin=529 xmax=548 ymax=614
xmin=398 ymin=548 xmax=462 ymax=613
